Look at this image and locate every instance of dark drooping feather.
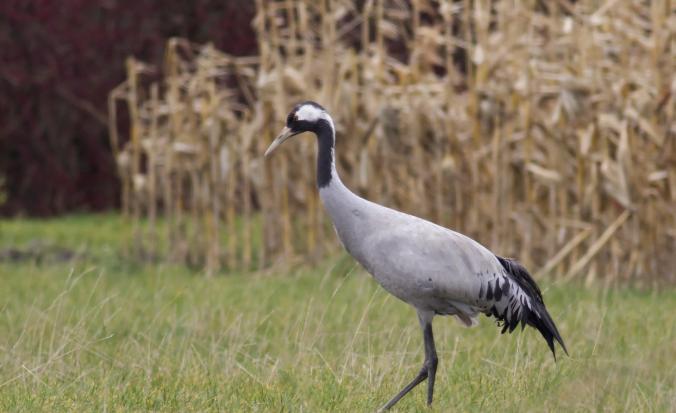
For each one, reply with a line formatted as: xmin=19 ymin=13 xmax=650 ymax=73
xmin=492 ymin=255 xmax=569 ymax=359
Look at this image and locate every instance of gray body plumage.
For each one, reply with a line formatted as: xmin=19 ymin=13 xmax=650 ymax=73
xmin=321 ymin=166 xmax=527 ymax=328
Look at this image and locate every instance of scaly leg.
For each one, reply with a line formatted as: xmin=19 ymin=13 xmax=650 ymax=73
xmin=380 ymin=311 xmax=438 ymax=411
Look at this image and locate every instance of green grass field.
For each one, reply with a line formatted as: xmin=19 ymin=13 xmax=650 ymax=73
xmin=1 ymin=215 xmax=674 ymax=412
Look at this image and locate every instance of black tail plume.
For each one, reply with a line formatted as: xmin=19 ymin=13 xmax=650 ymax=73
xmin=496 ymin=256 xmax=569 ymax=359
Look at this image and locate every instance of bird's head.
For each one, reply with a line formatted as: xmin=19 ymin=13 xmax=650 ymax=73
xmin=264 ymin=101 xmax=333 ymax=157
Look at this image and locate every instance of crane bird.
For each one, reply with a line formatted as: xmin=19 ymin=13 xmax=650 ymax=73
xmin=264 ymin=101 xmax=568 ymax=410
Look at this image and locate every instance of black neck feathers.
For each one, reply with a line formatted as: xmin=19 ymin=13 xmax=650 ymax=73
xmin=315 ymin=119 xmax=335 ymax=188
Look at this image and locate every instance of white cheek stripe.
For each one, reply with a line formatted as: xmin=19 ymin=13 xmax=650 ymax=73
xmin=295 ymin=104 xmax=335 ymax=140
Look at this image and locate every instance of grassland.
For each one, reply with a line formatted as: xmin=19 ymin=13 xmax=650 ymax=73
xmin=0 ymin=215 xmax=674 ymax=412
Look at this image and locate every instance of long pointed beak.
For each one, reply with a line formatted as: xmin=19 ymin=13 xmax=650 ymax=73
xmin=264 ymin=126 xmax=298 ymax=157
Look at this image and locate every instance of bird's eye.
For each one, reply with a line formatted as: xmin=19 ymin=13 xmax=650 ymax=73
xmin=286 ymin=113 xmax=295 ymax=126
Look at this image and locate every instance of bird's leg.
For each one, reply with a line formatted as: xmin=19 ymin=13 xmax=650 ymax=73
xmin=379 ymin=312 xmax=437 ymax=411
xmin=379 ymin=365 xmax=428 ymax=411
xmin=423 ymin=322 xmax=438 ymax=406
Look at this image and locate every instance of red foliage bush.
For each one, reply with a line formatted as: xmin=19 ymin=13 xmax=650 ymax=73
xmin=0 ymin=0 xmax=256 ymax=215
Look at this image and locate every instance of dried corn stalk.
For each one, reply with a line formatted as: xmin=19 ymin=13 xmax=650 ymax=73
xmin=109 ymin=0 xmax=675 ymax=282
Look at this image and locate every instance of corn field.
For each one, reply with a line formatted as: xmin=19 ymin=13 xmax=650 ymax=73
xmin=109 ymin=0 xmax=675 ymax=282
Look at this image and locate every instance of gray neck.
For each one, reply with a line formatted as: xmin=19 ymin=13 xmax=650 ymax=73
xmin=314 ymin=114 xmax=361 ymax=212
xmin=317 ymin=133 xmax=371 ymax=251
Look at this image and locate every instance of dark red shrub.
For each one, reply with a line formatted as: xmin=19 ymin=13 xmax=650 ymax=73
xmin=0 ymin=0 xmax=256 ymax=215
